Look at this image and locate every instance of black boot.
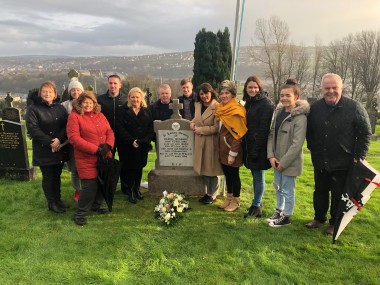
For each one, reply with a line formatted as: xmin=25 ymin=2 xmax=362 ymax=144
xmin=48 ymin=202 xmax=66 ymax=213
xmin=134 ymin=185 xmax=143 ymax=200
xmin=243 ymin=205 xmax=262 ymax=218
xmin=56 ymin=199 xmax=70 ymax=209
xmin=126 ymin=186 xmax=137 ymax=204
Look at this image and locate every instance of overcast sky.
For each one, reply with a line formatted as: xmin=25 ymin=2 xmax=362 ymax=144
xmin=0 ymin=0 xmax=379 ymax=57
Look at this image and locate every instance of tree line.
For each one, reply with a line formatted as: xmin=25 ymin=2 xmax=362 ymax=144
xmin=250 ymin=15 xmax=380 ymax=107
xmin=1 ymin=15 xmax=379 ymax=114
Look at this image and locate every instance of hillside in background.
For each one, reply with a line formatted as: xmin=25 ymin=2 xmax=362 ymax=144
xmin=0 ymin=47 xmax=266 ymax=94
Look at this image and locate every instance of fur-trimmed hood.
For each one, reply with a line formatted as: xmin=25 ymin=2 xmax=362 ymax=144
xmin=275 ymin=99 xmax=310 ymax=117
xmin=72 ymin=97 xmax=101 ymax=115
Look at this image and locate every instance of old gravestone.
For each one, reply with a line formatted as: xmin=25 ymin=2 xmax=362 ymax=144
xmin=147 ymin=99 xmax=204 ymax=196
xmin=0 ymin=104 xmax=37 ymax=181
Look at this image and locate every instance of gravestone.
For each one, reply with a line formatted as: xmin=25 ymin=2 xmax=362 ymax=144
xmin=367 ymin=97 xmax=378 ymax=141
xmin=147 ymin=99 xmax=204 ymax=196
xmin=0 ymin=105 xmax=37 ymax=181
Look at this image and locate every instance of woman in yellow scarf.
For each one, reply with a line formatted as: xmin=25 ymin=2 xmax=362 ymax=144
xmin=215 ymin=80 xmax=247 ymax=212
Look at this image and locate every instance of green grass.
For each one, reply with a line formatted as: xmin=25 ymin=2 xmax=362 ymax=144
xmin=1 ymin=139 xmax=380 ymax=284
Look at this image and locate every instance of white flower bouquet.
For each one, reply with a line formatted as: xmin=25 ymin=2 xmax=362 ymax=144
xmin=154 ymin=191 xmax=189 ymax=225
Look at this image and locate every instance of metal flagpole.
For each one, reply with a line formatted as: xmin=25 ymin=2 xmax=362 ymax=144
xmin=230 ymin=0 xmax=245 ymax=82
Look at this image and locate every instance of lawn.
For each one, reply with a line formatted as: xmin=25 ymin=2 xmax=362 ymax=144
xmin=0 ymin=133 xmax=379 ymax=284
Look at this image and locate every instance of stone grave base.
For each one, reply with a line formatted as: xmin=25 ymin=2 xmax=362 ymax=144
xmin=147 ymin=169 xmax=205 ymax=197
xmin=370 ymin=134 xmax=378 ymax=141
xmin=0 ymin=167 xmax=37 ymax=181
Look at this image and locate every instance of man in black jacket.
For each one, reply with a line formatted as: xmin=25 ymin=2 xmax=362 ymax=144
xmin=150 ymin=83 xmax=173 ymax=122
xmin=97 ymin=74 xmax=128 ymax=193
xmin=97 ymin=74 xmax=128 ymax=135
xmin=178 ymin=78 xmax=195 ymax=120
xmin=305 ymin=73 xmax=371 ymax=235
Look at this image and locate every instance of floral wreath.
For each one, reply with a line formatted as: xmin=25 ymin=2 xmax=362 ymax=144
xmin=154 ymin=191 xmax=189 ymax=225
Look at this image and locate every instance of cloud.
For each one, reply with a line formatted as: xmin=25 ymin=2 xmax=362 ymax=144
xmin=0 ymin=0 xmax=379 ymax=56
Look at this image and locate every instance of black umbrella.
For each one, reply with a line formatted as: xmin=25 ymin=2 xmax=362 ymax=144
xmin=97 ymin=156 xmax=121 ymax=212
xmin=333 ymin=159 xmax=380 ymax=243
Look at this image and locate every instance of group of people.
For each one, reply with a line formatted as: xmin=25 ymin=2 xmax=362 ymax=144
xmin=25 ymin=72 xmax=372 ymax=233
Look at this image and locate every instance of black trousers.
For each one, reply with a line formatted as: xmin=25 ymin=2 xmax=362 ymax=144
xmin=123 ymin=168 xmax=143 ymax=191
xmin=39 ymin=164 xmax=64 ymax=204
xmin=313 ymin=169 xmax=348 ymax=225
xmin=222 ymin=164 xmax=241 ymax=197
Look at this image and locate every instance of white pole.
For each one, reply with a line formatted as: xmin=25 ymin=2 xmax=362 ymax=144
xmin=230 ymin=0 xmax=245 ymax=83
xmin=230 ymin=0 xmax=241 ymax=82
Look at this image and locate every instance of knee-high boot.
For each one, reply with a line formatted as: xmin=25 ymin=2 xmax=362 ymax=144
xmin=126 ymin=186 xmax=137 ymax=204
xmin=133 ymin=183 xmax=143 ymax=200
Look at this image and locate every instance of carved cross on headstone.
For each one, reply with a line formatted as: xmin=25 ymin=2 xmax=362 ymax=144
xmin=169 ymin=99 xmax=183 ymax=119
xmin=0 ymin=121 xmax=4 ymax=131
xmin=68 ymin=68 xmax=80 ymax=79
xmin=4 ymin=92 xmax=13 ymax=108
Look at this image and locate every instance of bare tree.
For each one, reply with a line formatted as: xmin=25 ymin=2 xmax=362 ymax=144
xmin=251 ymin=15 xmax=290 ymax=104
xmin=311 ymin=37 xmax=323 ymax=98
xmin=322 ymin=37 xmax=352 ymax=83
xmin=345 ymin=34 xmax=362 ymax=100
xmin=354 ymin=30 xmax=380 ymax=110
xmin=285 ymin=43 xmax=310 ymax=92
xmin=251 ymin=16 xmax=311 ymax=103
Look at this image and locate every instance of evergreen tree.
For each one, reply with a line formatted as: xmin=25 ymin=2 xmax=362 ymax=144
xmin=217 ymin=27 xmax=232 ymax=82
xmin=193 ymin=27 xmax=231 ymax=89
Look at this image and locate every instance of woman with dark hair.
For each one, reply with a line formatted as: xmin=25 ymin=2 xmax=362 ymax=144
xmin=215 ymin=80 xmax=247 ymax=212
xmin=266 ymin=79 xmax=309 ymax=227
xmin=190 ymin=83 xmax=223 ymax=204
xmin=242 ymin=75 xmax=275 ymax=218
xmin=26 ymin=81 xmax=68 ymax=213
xmin=115 ymin=87 xmax=154 ymax=204
xmin=67 ymin=91 xmax=114 ymax=225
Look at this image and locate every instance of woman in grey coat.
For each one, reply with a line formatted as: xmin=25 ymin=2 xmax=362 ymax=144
xmin=266 ymin=79 xmax=310 ymax=227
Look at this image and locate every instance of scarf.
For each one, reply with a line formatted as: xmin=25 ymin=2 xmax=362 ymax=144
xmin=215 ymin=99 xmax=247 ymax=140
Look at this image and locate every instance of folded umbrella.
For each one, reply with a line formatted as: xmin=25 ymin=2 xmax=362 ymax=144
xmin=97 ymin=156 xmax=121 ymax=212
xmin=333 ymin=159 xmax=380 ymax=243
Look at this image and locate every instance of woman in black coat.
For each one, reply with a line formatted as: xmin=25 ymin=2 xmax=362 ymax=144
xmin=25 ymin=81 xmax=68 ymax=213
xmin=242 ymin=76 xmax=275 ymax=218
xmin=116 ymin=87 xmax=154 ymax=204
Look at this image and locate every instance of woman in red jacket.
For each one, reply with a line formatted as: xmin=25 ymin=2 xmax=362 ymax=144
xmin=67 ymin=91 xmax=115 ymax=225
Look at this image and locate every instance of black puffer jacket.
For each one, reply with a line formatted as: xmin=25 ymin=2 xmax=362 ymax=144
xmin=306 ymin=96 xmax=371 ymax=171
xmin=25 ymin=92 xmax=68 ymax=166
xmin=115 ymin=106 xmax=154 ymax=169
xmin=243 ymin=92 xmax=275 ymax=170
xmin=97 ymin=91 xmax=128 ymax=132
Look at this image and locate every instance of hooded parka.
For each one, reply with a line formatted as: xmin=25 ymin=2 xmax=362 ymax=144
xmin=267 ymin=100 xmax=310 ymax=177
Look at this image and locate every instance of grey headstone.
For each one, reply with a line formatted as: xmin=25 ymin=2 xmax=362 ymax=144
xmin=147 ymin=99 xmax=204 ymax=196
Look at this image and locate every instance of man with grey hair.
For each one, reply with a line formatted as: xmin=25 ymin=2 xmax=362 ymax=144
xmin=149 ymin=83 xmax=173 ymax=122
xmin=305 ymin=73 xmax=371 ymax=235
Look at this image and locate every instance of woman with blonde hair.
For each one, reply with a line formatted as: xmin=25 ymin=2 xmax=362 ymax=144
xmin=67 ymin=91 xmax=114 ymax=225
xmin=26 ymin=81 xmax=68 ymax=213
xmin=116 ymin=87 xmax=154 ymax=204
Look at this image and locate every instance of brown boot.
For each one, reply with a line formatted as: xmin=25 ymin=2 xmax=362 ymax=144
xmin=224 ymin=196 xmax=240 ymax=212
xmin=218 ymin=193 xmax=232 ymax=209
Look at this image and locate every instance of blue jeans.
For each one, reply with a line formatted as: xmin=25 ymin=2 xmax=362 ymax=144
xmin=273 ymin=169 xmax=296 ymax=216
xmin=250 ymin=169 xmax=265 ymax=207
